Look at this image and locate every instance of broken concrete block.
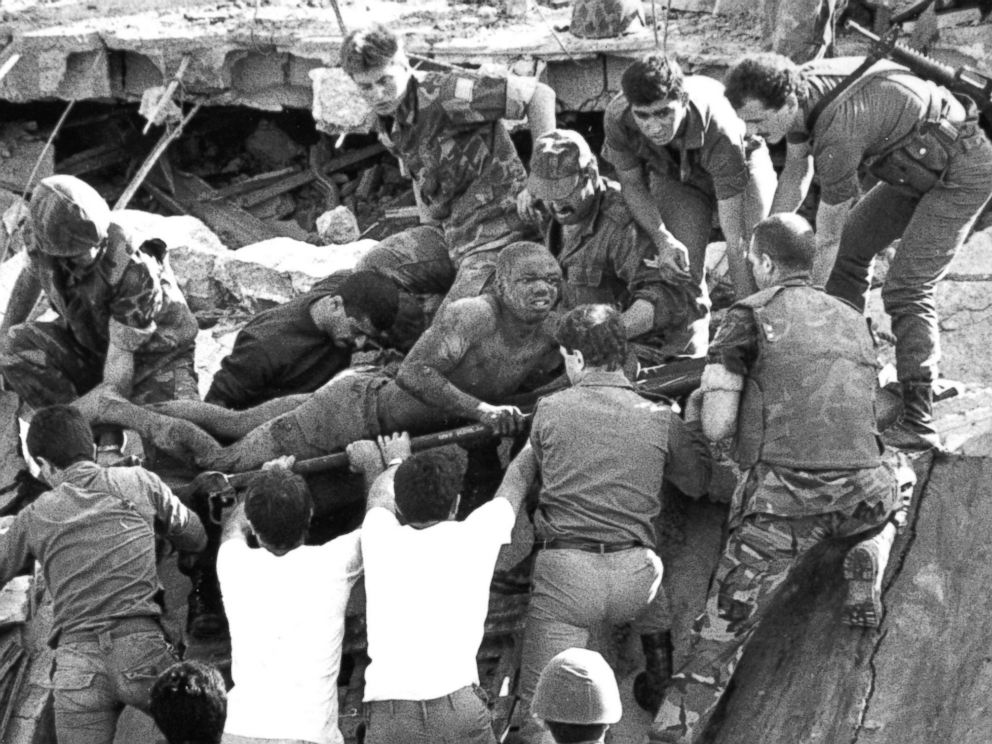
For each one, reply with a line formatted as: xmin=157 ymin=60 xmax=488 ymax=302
xmin=138 ymin=85 xmax=182 ymax=129
xmin=234 ymin=236 xmax=377 ymax=286
xmin=245 ymin=119 xmax=305 ymax=170
xmin=309 ymin=67 xmax=373 ymax=135
xmin=315 ymin=205 xmax=360 ymax=245
xmin=0 ymin=123 xmax=52 ymax=194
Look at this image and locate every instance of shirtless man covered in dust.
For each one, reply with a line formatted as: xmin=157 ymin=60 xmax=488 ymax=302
xmin=95 ymin=242 xmax=563 ymax=473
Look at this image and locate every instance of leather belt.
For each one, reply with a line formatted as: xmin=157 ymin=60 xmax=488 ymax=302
xmin=60 ymin=616 xmax=162 ymax=646
xmin=537 ymin=539 xmax=643 ymax=554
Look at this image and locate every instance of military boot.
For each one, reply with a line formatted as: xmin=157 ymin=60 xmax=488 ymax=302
xmin=882 ymin=382 xmax=943 ymax=452
xmin=633 ymin=630 xmax=673 ymax=715
xmin=842 ymin=522 xmax=897 ymax=628
xmin=186 ymin=566 xmax=228 ymax=640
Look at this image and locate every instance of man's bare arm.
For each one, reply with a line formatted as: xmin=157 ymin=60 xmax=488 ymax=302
xmin=494 ymin=442 xmax=539 ymax=515
xmin=813 ymin=196 xmax=857 ymax=286
xmin=395 ymin=302 xmax=487 ymax=420
xmin=615 ymin=166 xmax=692 ymax=280
xmin=771 ymin=142 xmax=814 ymax=215
xmin=717 ymin=193 xmax=757 ymax=299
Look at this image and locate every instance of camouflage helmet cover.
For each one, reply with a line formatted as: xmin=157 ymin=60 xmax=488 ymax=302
xmin=570 ymin=0 xmax=644 ymax=40
xmin=29 ymin=175 xmax=111 ymax=258
xmin=528 ymin=129 xmax=597 ymax=202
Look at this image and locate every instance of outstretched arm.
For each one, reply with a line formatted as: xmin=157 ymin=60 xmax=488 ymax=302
xmin=493 ymin=442 xmax=539 ymax=515
xmin=396 ymin=300 xmax=523 ymax=434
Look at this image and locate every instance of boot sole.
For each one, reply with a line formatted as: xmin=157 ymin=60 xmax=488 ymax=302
xmin=842 ymin=546 xmax=882 ymax=628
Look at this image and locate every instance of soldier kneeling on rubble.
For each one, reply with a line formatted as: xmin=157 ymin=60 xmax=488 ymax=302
xmin=646 ymin=213 xmax=916 ymax=744
xmin=0 ymin=175 xmax=199 ymax=461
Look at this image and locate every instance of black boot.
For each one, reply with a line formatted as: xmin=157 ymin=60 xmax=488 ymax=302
xmin=633 ymin=630 xmax=673 ymax=715
xmin=882 ymin=382 xmax=942 ymax=452
xmin=187 ymin=566 xmax=228 ymax=640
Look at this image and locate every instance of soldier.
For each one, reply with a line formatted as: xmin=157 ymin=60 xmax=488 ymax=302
xmin=0 ymin=175 xmax=199 ymax=457
xmin=509 ymin=304 xmax=713 ymax=744
xmin=526 ymin=129 xmax=708 ymax=364
xmin=724 ymin=53 xmax=992 ymax=450
xmin=340 ymin=25 xmax=556 ymax=308
xmin=603 ymin=53 xmax=776 ymax=306
xmin=647 ymin=214 xmax=913 ymax=744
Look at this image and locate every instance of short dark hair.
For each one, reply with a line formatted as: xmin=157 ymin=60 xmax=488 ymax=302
xmin=546 ymin=722 xmax=609 ymax=744
xmin=556 ymin=304 xmax=627 ymax=371
xmin=150 ymin=661 xmax=227 ymax=744
xmin=340 ymin=25 xmax=402 ymax=74
xmin=724 ymin=53 xmax=806 ymax=110
xmin=621 ymin=54 xmax=687 ymax=106
xmin=337 ymin=271 xmax=400 ymax=333
xmin=750 ymin=213 xmax=816 ymax=273
xmin=26 ymin=405 xmax=94 ymax=469
xmin=494 ymin=241 xmax=555 ymax=292
xmin=393 ymin=447 xmax=466 ymax=524
xmin=244 ymin=469 xmax=313 ymax=550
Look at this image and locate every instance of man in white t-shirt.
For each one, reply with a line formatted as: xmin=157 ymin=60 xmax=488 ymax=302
xmin=215 ymin=466 xmax=362 ymax=744
xmin=346 ymin=432 xmax=535 ymax=744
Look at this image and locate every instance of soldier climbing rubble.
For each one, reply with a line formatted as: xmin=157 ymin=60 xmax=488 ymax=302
xmin=647 ymin=214 xmax=917 ymax=744
xmin=340 ymin=24 xmax=557 ymax=312
xmin=724 ymin=52 xmax=992 ymax=451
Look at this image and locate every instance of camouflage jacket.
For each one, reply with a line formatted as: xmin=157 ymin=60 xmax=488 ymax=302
xmin=375 ymin=71 xmax=533 ymax=263
xmin=545 ymin=179 xmax=706 ymax=359
xmin=26 ymin=220 xmax=198 ymax=358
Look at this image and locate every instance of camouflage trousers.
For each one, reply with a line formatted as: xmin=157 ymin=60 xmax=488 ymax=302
xmin=648 ymin=489 xmax=893 ymax=743
xmin=0 ymin=320 xmax=198 ymax=409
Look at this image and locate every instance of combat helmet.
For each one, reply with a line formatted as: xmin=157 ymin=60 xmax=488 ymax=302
xmin=29 ymin=175 xmax=111 ymax=258
xmin=570 ymin=0 xmax=644 ymax=39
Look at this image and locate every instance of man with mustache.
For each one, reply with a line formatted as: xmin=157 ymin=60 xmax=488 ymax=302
xmin=603 ymin=54 xmax=777 ymax=308
xmin=527 ymin=129 xmax=708 ymax=365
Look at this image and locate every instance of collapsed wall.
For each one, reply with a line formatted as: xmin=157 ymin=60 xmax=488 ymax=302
xmin=700 ymin=452 xmax=992 ymax=744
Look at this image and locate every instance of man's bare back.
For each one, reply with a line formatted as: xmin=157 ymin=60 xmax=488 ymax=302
xmin=94 ymin=242 xmax=564 ymax=472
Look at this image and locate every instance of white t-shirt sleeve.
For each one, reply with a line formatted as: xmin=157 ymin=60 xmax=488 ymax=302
xmin=325 ymin=528 xmax=363 ymax=582
xmin=465 ymin=497 xmax=516 ymax=546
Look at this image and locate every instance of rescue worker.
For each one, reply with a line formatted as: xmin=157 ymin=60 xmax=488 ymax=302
xmin=348 ymin=432 xmax=533 ymax=744
xmin=724 ymin=53 xmax=992 ymax=450
xmin=511 ymin=303 xmax=713 ymax=743
xmin=603 ymin=53 xmax=776 ymax=306
xmin=526 ymin=128 xmax=708 ymax=364
xmin=0 ymin=405 xmax=206 ymax=744
xmin=531 ymin=648 xmax=623 ymax=744
xmin=647 ymin=213 xmax=913 ymax=744
xmin=205 ymin=270 xmax=401 ymax=410
xmin=340 ymin=25 xmax=556 ymax=309
xmin=0 ymin=176 xmax=199 ymax=443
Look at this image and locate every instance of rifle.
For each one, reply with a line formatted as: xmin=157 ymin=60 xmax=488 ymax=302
xmin=845 ymin=19 xmax=992 ymax=127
